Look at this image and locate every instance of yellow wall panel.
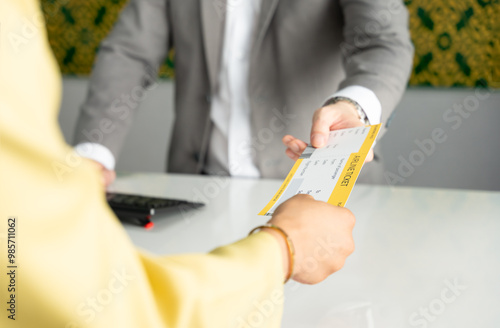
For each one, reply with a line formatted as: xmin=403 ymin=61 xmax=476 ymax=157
xmin=41 ymin=0 xmax=499 ymax=87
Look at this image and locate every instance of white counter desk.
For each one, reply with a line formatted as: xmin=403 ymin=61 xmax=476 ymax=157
xmin=111 ymin=173 xmax=500 ymax=328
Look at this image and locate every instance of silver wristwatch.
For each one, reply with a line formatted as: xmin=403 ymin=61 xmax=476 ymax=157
xmin=325 ymin=96 xmax=369 ymax=125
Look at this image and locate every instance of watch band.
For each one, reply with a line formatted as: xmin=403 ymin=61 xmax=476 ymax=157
xmin=325 ymin=96 xmax=369 ymax=125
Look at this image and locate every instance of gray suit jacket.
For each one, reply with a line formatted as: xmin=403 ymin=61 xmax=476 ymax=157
xmin=74 ymin=0 xmax=414 ymax=178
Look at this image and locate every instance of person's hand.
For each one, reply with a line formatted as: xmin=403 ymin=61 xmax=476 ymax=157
xmin=89 ymin=160 xmax=116 ymax=187
xmin=282 ymin=100 xmax=374 ymax=162
xmin=264 ymin=194 xmax=355 ymax=284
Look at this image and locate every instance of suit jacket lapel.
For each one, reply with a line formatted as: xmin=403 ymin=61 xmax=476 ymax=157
xmin=200 ymin=0 xmax=280 ymax=92
xmin=200 ymin=0 xmax=226 ymax=93
xmin=253 ymin=0 xmax=280 ymax=51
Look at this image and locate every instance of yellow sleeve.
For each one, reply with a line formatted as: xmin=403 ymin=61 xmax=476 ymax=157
xmin=0 ymin=1 xmax=284 ymax=327
xmin=138 ymin=233 xmax=285 ymax=328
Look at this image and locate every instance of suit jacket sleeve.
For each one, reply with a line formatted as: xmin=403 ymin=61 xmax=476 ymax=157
xmin=339 ymin=0 xmax=414 ymax=125
xmin=73 ymin=0 xmax=171 ymax=160
xmin=0 ymin=2 xmax=284 ymax=327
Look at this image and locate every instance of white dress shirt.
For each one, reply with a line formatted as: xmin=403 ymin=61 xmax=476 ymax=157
xmin=76 ymin=2 xmax=382 ymax=176
xmin=204 ymin=0 xmax=262 ymax=178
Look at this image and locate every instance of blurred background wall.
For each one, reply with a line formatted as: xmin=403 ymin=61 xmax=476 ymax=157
xmin=45 ymin=0 xmax=500 ymax=191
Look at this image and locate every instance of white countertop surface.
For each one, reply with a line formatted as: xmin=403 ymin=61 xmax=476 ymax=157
xmin=111 ymin=173 xmax=500 ymax=328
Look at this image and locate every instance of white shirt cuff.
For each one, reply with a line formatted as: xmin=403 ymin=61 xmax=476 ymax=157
xmin=74 ymin=143 xmax=116 ymax=170
xmin=326 ymin=85 xmax=382 ymax=125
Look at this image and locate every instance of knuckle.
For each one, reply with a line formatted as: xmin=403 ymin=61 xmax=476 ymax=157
xmin=350 ymin=212 xmax=356 ymax=226
xmin=344 ymin=209 xmax=356 ymax=226
xmin=296 ymin=193 xmax=313 ymax=201
xmin=331 ymin=259 xmax=345 ymax=273
xmin=348 ymin=239 xmax=355 ymax=255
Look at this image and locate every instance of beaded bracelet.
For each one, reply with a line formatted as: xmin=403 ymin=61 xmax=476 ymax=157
xmin=249 ymin=223 xmax=295 ymax=283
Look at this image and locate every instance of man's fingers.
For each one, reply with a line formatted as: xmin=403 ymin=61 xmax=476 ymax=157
xmin=290 ymin=139 xmax=307 ymax=155
xmin=288 ymin=142 xmax=300 ymax=154
xmin=310 ymin=133 xmax=328 ymax=148
xmin=311 ymin=108 xmax=336 ymax=148
xmin=310 ymin=118 xmax=330 ymax=148
xmin=282 ymin=135 xmax=294 ymax=144
xmin=311 ymin=102 xmax=369 ymax=149
xmin=282 ymin=135 xmax=308 ymax=157
xmin=285 ymin=148 xmax=300 ymax=161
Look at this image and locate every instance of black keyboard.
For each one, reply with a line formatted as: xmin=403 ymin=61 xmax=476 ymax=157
xmin=106 ymin=192 xmax=204 ymax=216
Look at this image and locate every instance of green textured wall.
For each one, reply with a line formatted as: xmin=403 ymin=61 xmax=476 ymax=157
xmin=41 ymin=0 xmax=499 ymax=87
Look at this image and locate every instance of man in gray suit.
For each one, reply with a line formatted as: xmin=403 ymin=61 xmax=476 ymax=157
xmin=73 ymin=0 xmax=413 ymax=185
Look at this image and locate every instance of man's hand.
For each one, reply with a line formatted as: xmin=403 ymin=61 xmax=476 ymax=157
xmin=89 ymin=160 xmax=116 ymax=187
xmin=282 ymin=101 xmax=374 ymax=162
xmin=264 ymin=194 xmax=355 ymax=284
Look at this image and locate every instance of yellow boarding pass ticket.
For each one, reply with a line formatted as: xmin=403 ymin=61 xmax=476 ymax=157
xmin=259 ymin=124 xmax=381 ymax=216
